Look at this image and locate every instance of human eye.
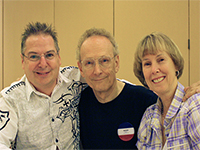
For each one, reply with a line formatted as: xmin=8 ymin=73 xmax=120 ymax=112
xmin=29 ymin=54 xmax=40 ymax=61
xmin=143 ymin=61 xmax=151 ymax=67
xmin=83 ymin=59 xmax=94 ymax=68
xmin=144 ymin=62 xmax=151 ymax=66
xmin=100 ymin=57 xmax=110 ymax=64
xmin=45 ymin=52 xmax=55 ymax=60
xmin=158 ymin=57 xmax=165 ymax=63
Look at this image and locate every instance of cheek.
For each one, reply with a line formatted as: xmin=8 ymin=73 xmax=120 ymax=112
xmin=50 ymin=59 xmax=61 ymax=70
xmin=142 ymin=69 xmax=150 ymax=81
xmin=25 ymin=62 xmax=39 ymax=73
xmin=82 ymin=70 xmax=92 ymax=79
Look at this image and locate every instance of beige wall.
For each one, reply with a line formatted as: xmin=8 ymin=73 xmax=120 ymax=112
xmin=1 ymin=0 xmax=200 ymax=90
xmin=0 ymin=0 xmax=2 ymax=90
xmin=190 ymin=0 xmax=200 ymax=85
xmin=115 ymin=1 xmax=189 ymax=86
xmin=55 ymin=1 xmax=113 ymax=67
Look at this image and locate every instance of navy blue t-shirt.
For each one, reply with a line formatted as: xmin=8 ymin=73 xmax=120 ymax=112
xmin=79 ymin=83 xmax=157 ymax=149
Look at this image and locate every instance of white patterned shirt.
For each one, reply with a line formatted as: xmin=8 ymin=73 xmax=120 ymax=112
xmin=0 ymin=66 xmax=87 ymax=150
xmin=137 ymin=82 xmax=200 ymax=150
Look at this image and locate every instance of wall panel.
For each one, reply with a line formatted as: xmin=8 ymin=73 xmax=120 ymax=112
xmin=115 ymin=1 xmax=189 ymax=86
xmin=55 ymin=1 xmax=113 ymax=67
xmin=0 ymin=0 xmax=2 ymax=90
xmin=3 ymin=1 xmax=54 ymax=88
xmin=190 ymin=0 xmax=200 ymax=85
xmin=1 ymin=0 xmax=199 ymax=90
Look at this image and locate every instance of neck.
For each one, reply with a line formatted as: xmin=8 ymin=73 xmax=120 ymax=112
xmin=94 ymin=80 xmax=125 ymax=103
xmin=36 ymin=86 xmax=54 ymax=97
xmin=160 ymin=91 xmax=176 ymax=117
xmin=34 ymin=81 xmax=57 ymax=97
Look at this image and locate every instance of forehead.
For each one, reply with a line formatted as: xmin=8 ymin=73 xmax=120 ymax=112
xmin=25 ymin=34 xmax=55 ymax=53
xmin=26 ymin=34 xmax=53 ymax=43
xmin=143 ymin=48 xmax=167 ymax=57
xmin=80 ymin=35 xmax=113 ymax=58
xmin=142 ymin=51 xmax=171 ymax=62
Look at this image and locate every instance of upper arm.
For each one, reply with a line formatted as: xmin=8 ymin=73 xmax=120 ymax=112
xmin=0 ymin=96 xmax=18 ymax=148
xmin=187 ymin=95 xmax=200 ymax=148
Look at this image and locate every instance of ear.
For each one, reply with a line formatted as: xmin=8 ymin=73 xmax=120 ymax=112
xmin=77 ymin=61 xmax=85 ymax=78
xmin=21 ymin=54 xmax=25 ymax=70
xmin=58 ymin=54 xmax=62 ymax=66
xmin=114 ymin=55 xmax=120 ymax=73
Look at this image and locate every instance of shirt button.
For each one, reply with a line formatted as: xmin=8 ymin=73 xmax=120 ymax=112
xmin=56 ymin=138 xmax=59 ymax=143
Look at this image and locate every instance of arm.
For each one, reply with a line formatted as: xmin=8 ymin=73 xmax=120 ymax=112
xmin=0 ymin=96 xmax=18 ymax=149
xmin=183 ymin=80 xmax=200 ymax=101
xmin=0 ymin=144 xmax=12 ymax=150
xmin=136 ymin=108 xmax=152 ymax=150
xmin=187 ymin=95 xmax=200 ymax=149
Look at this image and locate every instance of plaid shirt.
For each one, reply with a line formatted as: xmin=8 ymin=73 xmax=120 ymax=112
xmin=137 ymin=82 xmax=200 ymax=150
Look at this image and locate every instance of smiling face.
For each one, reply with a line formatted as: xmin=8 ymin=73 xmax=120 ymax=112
xmin=78 ymin=35 xmax=119 ymax=94
xmin=21 ymin=34 xmax=61 ymax=93
xmin=142 ymin=51 xmax=178 ymax=97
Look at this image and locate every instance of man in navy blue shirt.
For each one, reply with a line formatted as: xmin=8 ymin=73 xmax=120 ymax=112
xmin=76 ymin=28 xmax=157 ymax=149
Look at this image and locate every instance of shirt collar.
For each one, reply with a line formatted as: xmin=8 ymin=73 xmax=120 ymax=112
xmin=25 ymin=71 xmax=72 ymax=101
xmin=151 ymin=82 xmax=185 ymax=127
xmin=25 ymin=77 xmax=39 ymax=101
xmin=166 ymin=82 xmax=185 ymax=119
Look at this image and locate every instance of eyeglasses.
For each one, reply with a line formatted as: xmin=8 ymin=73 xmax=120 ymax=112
xmin=22 ymin=51 xmax=58 ymax=62
xmin=81 ymin=55 xmax=116 ymax=70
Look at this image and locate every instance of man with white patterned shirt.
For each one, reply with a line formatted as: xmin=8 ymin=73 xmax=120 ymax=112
xmin=0 ymin=22 xmax=87 ymax=150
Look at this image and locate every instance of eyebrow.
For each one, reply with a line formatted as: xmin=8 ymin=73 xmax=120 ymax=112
xmin=27 ymin=50 xmax=55 ymax=54
xmin=142 ymin=53 xmax=164 ymax=61
xmin=84 ymin=55 xmax=110 ymax=60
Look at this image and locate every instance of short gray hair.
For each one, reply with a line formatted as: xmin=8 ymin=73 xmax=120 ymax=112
xmin=76 ymin=27 xmax=119 ymax=61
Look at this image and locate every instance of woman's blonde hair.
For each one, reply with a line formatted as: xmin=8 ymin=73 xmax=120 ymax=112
xmin=134 ymin=32 xmax=184 ymax=88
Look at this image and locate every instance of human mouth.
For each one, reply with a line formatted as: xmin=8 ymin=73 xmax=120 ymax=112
xmin=94 ymin=78 xmax=103 ymax=81
xmin=35 ymin=71 xmax=50 ymax=75
xmin=152 ymin=77 xmax=165 ymax=83
xmin=93 ymin=77 xmax=106 ymax=82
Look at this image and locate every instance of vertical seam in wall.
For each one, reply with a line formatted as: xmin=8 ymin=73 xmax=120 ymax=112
xmin=188 ymin=0 xmax=190 ymax=86
xmin=2 ymin=0 xmax=4 ymax=88
xmin=113 ymin=0 xmax=115 ymax=37
xmin=53 ymin=0 xmax=56 ymax=26
xmin=53 ymin=0 xmax=55 ymax=27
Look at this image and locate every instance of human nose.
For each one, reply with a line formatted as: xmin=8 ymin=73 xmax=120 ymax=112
xmin=93 ymin=60 xmax=102 ymax=75
xmin=151 ymin=63 xmax=160 ymax=74
xmin=38 ymin=55 xmax=48 ymax=67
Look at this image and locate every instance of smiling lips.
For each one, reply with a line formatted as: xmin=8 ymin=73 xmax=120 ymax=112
xmin=35 ymin=71 xmax=50 ymax=75
xmin=94 ymin=78 xmax=104 ymax=82
xmin=152 ymin=77 xmax=165 ymax=83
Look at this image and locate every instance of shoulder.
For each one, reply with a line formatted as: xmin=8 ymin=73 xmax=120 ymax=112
xmin=124 ymin=83 xmax=157 ymax=102
xmin=60 ymin=66 xmax=79 ymax=77
xmin=0 ymin=79 xmax=27 ymax=109
xmin=1 ymin=80 xmax=26 ymax=97
xmin=143 ymin=103 xmax=157 ymax=118
xmin=125 ymin=83 xmax=153 ymax=93
xmin=81 ymin=86 xmax=93 ymax=95
xmin=183 ymin=93 xmax=200 ymax=111
xmin=60 ymin=66 xmax=86 ymax=83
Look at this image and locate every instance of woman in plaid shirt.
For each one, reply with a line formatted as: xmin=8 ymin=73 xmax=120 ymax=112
xmin=134 ymin=32 xmax=200 ymax=150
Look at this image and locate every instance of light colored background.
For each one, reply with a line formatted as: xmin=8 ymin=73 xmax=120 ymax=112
xmin=0 ymin=0 xmax=199 ymax=90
